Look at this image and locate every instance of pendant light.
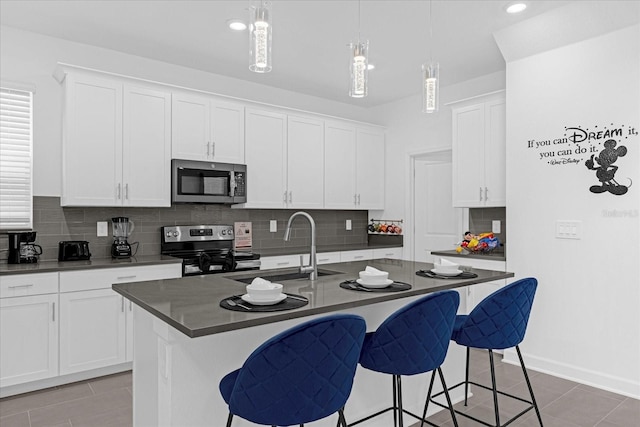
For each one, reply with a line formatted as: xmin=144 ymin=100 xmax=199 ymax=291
xmin=422 ymin=0 xmax=439 ymax=113
xmin=249 ymin=0 xmax=272 ymax=73
xmin=349 ymin=0 xmax=369 ymax=98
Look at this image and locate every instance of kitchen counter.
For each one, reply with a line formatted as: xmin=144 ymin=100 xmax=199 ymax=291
xmin=124 ymin=259 xmax=513 ymax=427
xmin=431 ymin=249 xmax=506 ymax=262
xmin=0 ymin=255 xmax=182 ymax=275
xmin=113 ymin=258 xmax=513 ymax=338
xmin=255 ymin=241 xmax=403 ymax=257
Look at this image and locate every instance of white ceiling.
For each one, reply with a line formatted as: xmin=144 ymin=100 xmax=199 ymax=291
xmin=0 ymin=0 xmax=574 ymax=108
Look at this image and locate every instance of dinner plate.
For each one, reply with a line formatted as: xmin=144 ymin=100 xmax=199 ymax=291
xmin=241 ymin=293 xmax=287 ymax=305
xmin=431 ymin=269 xmax=462 ymax=277
xmin=356 ymin=278 xmax=394 ymax=288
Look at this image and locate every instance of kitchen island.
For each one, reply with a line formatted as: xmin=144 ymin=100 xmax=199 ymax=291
xmin=113 ymin=258 xmax=514 ymax=427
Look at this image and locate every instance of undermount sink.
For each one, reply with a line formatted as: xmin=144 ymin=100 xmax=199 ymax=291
xmin=229 ymin=268 xmax=343 ymax=284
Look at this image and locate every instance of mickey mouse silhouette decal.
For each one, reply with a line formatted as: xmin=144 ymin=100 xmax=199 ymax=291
xmin=585 ymin=139 xmax=631 ymax=195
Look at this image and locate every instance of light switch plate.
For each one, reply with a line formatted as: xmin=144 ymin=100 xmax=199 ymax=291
xmin=97 ymin=221 xmax=109 ymax=237
xmin=346 ymin=219 xmax=352 ymax=230
xmin=492 ymin=220 xmax=501 ymax=233
xmin=269 ymin=220 xmax=277 ymax=233
xmin=556 ymin=220 xmax=582 ymax=239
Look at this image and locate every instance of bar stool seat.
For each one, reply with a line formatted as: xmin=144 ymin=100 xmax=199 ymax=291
xmin=431 ymin=277 xmax=544 ymax=427
xmin=219 ymin=314 xmax=366 ymax=427
xmin=349 ymin=290 xmax=460 ymax=427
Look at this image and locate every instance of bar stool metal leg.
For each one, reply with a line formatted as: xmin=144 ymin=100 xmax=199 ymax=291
xmin=516 ymin=346 xmax=544 ymax=426
xmin=488 ymin=350 xmax=501 ymax=427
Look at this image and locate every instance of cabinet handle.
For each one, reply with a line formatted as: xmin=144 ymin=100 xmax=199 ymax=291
xmin=125 ymin=183 xmax=129 ymax=200
xmin=479 ymin=187 xmax=483 ymax=201
xmin=289 ymin=191 xmax=292 ymax=204
xmin=354 ymin=255 xmax=364 ymax=259
xmin=484 ymin=187 xmax=488 ymax=201
xmin=354 ymin=194 xmax=357 ymax=205
xmin=117 ymin=275 xmax=137 ymax=280
xmin=212 ymin=142 xmax=216 ymax=158
xmin=129 ymin=300 xmax=133 ymax=311
xmin=319 ymin=258 xmax=330 ymax=262
xmin=117 ymin=183 xmax=122 ymax=200
xmin=52 ymin=302 xmax=56 ymax=322
xmin=121 ymin=297 xmax=125 ymax=312
xmin=283 ymin=191 xmax=288 ymax=204
xmin=8 ymin=284 xmax=34 ymax=289
xmin=206 ymin=142 xmax=210 ymax=158
xmin=276 ymin=262 xmax=290 ymax=266
xmin=357 ymin=194 xmax=361 ymax=205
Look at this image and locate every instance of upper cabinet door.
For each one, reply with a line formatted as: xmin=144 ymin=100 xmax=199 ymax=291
xmin=452 ymin=103 xmax=485 ymax=207
xmin=356 ymin=128 xmax=385 ymax=210
xmin=171 ymin=92 xmax=211 ymax=161
xmin=324 ymin=122 xmax=357 ymax=209
xmin=62 ymin=73 xmax=122 ymax=206
xmin=483 ymin=99 xmax=506 ymax=207
xmin=287 ymin=116 xmax=324 ymax=209
xmin=210 ymin=101 xmax=245 ymax=164
xmin=244 ymin=108 xmax=287 ymax=208
xmin=122 ymin=84 xmax=172 ymax=207
xmin=451 ymin=92 xmax=506 ymax=208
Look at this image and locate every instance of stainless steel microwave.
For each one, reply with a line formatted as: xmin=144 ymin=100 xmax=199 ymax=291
xmin=171 ymin=159 xmax=247 ymax=204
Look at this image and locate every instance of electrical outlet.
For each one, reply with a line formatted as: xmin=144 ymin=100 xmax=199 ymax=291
xmin=346 ymin=219 xmax=352 ymax=230
xmin=97 ymin=221 xmax=109 ymax=237
xmin=269 ymin=220 xmax=277 ymax=233
xmin=492 ymin=220 xmax=501 ymax=234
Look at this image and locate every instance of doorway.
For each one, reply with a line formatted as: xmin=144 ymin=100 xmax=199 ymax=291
xmin=411 ymin=149 xmax=465 ymax=263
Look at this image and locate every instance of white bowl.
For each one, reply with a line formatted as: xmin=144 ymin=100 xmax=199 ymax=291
xmin=246 ymin=282 xmax=283 ymax=301
xmin=432 ymin=263 xmax=459 ymax=274
xmin=358 ymin=270 xmax=389 ymax=285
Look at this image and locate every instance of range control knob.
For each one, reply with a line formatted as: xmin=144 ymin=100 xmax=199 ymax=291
xmin=172 ymin=231 xmax=179 ymax=237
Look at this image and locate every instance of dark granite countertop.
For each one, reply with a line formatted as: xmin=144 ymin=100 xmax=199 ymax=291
xmin=112 ymin=258 xmax=514 ymax=338
xmin=0 ymin=255 xmax=182 ymax=276
xmin=430 ymin=249 xmax=506 ymax=262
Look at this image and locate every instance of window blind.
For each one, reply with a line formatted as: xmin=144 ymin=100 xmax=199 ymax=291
xmin=0 ymin=87 xmax=33 ymax=230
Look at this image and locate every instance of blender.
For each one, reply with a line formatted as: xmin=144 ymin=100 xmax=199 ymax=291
xmin=111 ymin=217 xmax=135 ymax=258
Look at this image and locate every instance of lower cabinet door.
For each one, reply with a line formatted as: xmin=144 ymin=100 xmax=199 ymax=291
xmin=59 ymin=289 xmax=126 ymax=375
xmin=0 ymin=294 xmax=58 ymax=387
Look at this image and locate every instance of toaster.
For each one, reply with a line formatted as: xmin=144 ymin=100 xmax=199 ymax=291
xmin=58 ymin=241 xmax=92 ymax=261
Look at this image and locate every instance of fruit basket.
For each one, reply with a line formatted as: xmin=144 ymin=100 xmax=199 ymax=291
xmin=456 ymin=232 xmax=499 ymax=253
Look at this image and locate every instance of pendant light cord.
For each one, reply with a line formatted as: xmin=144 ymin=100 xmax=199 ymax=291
xmin=429 ymin=0 xmax=433 ymax=62
xmin=358 ymin=0 xmax=362 ymax=41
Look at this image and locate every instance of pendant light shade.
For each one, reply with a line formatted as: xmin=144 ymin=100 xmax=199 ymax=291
xmin=249 ymin=1 xmax=272 ymax=73
xmin=422 ymin=62 xmax=439 ymax=113
xmin=349 ymin=40 xmax=369 ymax=98
xmin=422 ymin=0 xmax=439 ymax=113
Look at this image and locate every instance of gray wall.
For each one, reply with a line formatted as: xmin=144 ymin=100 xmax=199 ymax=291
xmin=1 ymin=197 xmax=368 ymax=262
xmin=468 ymin=207 xmax=506 ymax=248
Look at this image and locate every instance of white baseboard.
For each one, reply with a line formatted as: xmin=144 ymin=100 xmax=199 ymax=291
xmin=502 ymin=349 xmax=639 ymax=399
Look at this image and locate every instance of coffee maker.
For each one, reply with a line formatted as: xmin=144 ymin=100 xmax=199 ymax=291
xmin=7 ymin=231 xmax=42 ymax=264
xmin=111 ymin=217 xmax=135 ymax=258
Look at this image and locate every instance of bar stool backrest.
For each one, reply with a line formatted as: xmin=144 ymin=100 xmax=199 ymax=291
xmin=226 ymin=314 xmax=366 ymax=426
xmin=455 ymin=277 xmax=538 ymax=350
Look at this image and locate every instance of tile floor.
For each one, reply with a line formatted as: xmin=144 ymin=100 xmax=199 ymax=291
xmin=0 ymin=350 xmax=638 ymax=427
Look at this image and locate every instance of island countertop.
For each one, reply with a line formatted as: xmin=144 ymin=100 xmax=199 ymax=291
xmin=112 ymin=258 xmax=514 ymax=338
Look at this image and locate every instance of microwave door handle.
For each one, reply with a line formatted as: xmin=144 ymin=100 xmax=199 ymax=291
xmin=229 ymin=171 xmax=236 ymax=197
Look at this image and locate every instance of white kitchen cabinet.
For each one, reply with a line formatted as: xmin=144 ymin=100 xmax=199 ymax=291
xmin=59 ymin=288 xmax=126 ymax=375
xmin=172 ymin=92 xmax=245 ymax=163
xmin=340 ymin=249 xmax=374 ymax=262
xmin=452 ymin=91 xmax=506 ymax=207
xmin=316 ymin=252 xmax=341 ymax=265
xmin=58 ymin=264 xmax=181 ymax=375
xmin=244 ymin=108 xmax=288 ymax=208
xmin=60 ymin=70 xmax=171 ymax=207
xmin=259 ymin=255 xmax=301 ymax=270
xmin=373 ymin=247 xmax=403 ymax=260
xmin=0 ymin=273 xmax=59 ymax=388
xmin=324 ymin=122 xmax=385 ymax=210
xmin=286 ymin=115 xmax=324 ymax=208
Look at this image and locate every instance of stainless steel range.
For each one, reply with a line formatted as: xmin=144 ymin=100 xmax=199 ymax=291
xmin=161 ymin=225 xmax=260 ymax=277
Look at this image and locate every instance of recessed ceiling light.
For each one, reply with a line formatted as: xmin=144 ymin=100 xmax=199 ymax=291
xmin=227 ymin=19 xmax=247 ymax=31
xmin=506 ymin=3 xmax=527 ymax=14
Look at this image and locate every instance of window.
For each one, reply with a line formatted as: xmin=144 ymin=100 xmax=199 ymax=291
xmin=0 ymin=86 xmax=33 ymax=230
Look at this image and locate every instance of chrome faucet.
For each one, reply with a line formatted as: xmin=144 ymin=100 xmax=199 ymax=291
xmin=283 ymin=211 xmax=318 ymax=280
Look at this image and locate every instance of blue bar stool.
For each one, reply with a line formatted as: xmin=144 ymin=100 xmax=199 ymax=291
xmin=350 ymin=290 xmax=461 ymax=427
xmin=219 ymin=313 xmax=366 ymax=427
xmin=432 ymin=277 xmax=543 ymax=427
